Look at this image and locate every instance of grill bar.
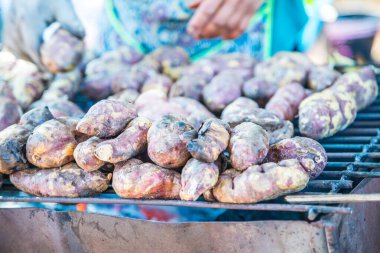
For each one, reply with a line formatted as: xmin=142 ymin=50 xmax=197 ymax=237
xmin=286 ymin=193 xmax=380 ymax=204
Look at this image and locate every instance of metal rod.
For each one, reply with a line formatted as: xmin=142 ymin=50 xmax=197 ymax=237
xmin=327 ymin=152 xmax=380 ymax=159
xmin=286 ymin=193 xmax=380 ymax=204
xmin=321 ymin=171 xmax=380 ymax=178
xmin=326 ymin=162 xmax=380 ymax=168
xmin=356 ymin=113 xmax=380 ymax=120
xmin=351 ymin=121 xmax=380 ymax=127
xmin=307 ymin=180 xmax=353 ymax=189
xmin=0 ymin=194 xmax=352 ymax=215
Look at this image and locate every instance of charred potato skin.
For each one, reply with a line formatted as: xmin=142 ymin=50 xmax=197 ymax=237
xmin=242 ymin=77 xmax=277 ymax=106
xmin=147 ymin=115 xmax=196 ymax=169
xmin=187 ymin=119 xmax=230 ymax=163
xmin=95 ymin=117 xmax=152 ymax=164
xmin=0 ymin=97 xmax=22 ymax=131
xmin=228 ymin=122 xmax=269 ymax=170
xmin=212 ymin=159 xmax=309 ymax=204
xmin=112 ymin=159 xmax=181 ymax=199
xmin=10 ymin=163 xmax=111 ymax=197
xmin=26 ymin=119 xmax=78 ymax=169
xmin=266 ymin=137 xmax=327 ymax=179
xmin=76 ymin=100 xmax=137 ymax=138
xmin=74 ymin=137 xmax=105 ymax=171
xmin=180 ymin=158 xmax=220 ymax=201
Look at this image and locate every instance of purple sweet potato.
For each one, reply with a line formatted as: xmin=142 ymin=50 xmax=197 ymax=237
xmin=41 ymin=68 xmax=82 ymax=100
xmin=141 ymin=74 xmax=173 ymax=94
xmin=74 ymin=137 xmax=106 ymax=171
xmin=168 ymin=96 xmax=216 ymax=129
xmin=76 ymin=100 xmax=137 ymax=138
xmin=95 ymin=117 xmax=152 ymax=164
xmin=242 ymin=77 xmax=277 ymax=106
xmin=255 ymin=52 xmax=312 ymax=87
xmin=180 ymin=158 xmax=220 ymax=201
xmin=212 ymin=159 xmax=309 ymax=203
xmin=330 ymin=66 xmax=378 ymax=110
xmin=26 ymin=119 xmax=78 ymax=168
xmin=169 ymin=73 xmax=210 ymax=100
xmin=10 ymin=163 xmax=111 ymax=197
xmin=0 ymin=97 xmax=22 ymax=131
xmin=186 ymin=119 xmax=230 ymax=163
xmin=0 ymin=107 xmax=54 ymax=174
xmin=147 ymin=115 xmax=196 ymax=169
xmin=40 ymin=28 xmax=84 ymax=73
xmin=265 ymin=137 xmax=327 ymax=179
xmin=202 ymin=72 xmax=244 ymax=113
xmin=307 ymin=65 xmax=340 ymax=91
xmin=112 ymin=158 xmax=181 ymax=199
xmin=108 ymin=89 xmax=140 ymax=104
xmin=265 ymin=83 xmax=308 ymax=120
xmin=29 ymin=99 xmax=84 ymax=118
xmin=228 ymin=122 xmax=269 ymax=170
xmin=210 ymin=53 xmax=256 ymax=71
xmin=269 ymin=120 xmax=294 ymax=145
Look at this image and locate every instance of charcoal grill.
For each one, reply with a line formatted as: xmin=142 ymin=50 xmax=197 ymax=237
xmin=0 ymin=76 xmax=379 ymax=253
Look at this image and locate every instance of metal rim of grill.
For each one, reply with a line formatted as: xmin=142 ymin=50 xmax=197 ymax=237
xmin=0 ymin=70 xmax=379 ymax=222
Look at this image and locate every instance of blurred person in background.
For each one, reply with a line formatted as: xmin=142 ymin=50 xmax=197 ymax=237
xmin=0 ymin=0 xmax=323 ymax=221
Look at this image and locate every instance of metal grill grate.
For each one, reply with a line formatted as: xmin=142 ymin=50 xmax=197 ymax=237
xmin=0 ymin=73 xmax=379 ymax=222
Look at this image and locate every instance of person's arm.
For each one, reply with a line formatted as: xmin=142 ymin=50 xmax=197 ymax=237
xmin=187 ymin=0 xmax=263 ymax=40
xmin=1 ymin=0 xmax=84 ymax=68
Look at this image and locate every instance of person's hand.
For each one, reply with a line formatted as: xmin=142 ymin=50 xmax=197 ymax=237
xmin=2 ymin=0 xmax=84 ymax=68
xmin=187 ymin=0 xmax=262 ymax=40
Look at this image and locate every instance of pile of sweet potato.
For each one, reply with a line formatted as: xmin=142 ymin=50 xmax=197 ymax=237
xmin=0 ymin=44 xmax=377 ymax=203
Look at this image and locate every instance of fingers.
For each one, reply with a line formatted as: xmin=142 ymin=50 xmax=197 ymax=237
xmin=187 ymin=0 xmax=224 ymax=38
xmin=54 ymin=0 xmax=85 ymax=39
xmin=188 ymin=0 xmax=203 ymax=9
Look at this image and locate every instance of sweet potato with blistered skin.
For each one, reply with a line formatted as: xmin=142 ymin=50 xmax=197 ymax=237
xmin=221 ymin=97 xmax=258 ymax=118
xmin=41 ymin=28 xmax=84 ymax=73
xmin=10 ymin=163 xmax=111 ymax=197
xmin=0 ymin=97 xmax=22 ymax=131
xmin=30 ymin=99 xmax=84 ymax=118
xmin=26 ymin=119 xmax=77 ymax=168
xmin=265 ymin=137 xmax=327 ymax=179
xmin=202 ymin=72 xmax=244 ymax=113
xmin=299 ymin=89 xmax=357 ymax=139
xmin=265 ymin=83 xmax=308 ymax=120
xmin=168 ymin=96 xmax=215 ymax=129
xmin=41 ymin=68 xmax=81 ymax=100
xmin=187 ymin=119 xmax=230 ymax=162
xmin=150 ymin=46 xmax=189 ymax=80
xmin=147 ymin=115 xmax=196 ymax=169
xmin=307 ymin=65 xmax=340 ymax=91
xmin=330 ymin=66 xmax=378 ymax=110
xmin=221 ymin=103 xmax=282 ymax=131
xmin=242 ymin=77 xmax=277 ymax=106
xmin=0 ymin=107 xmax=54 ymax=174
xmin=74 ymin=137 xmax=105 ymax=171
xmin=141 ymin=74 xmax=172 ymax=94
xmin=169 ymin=73 xmax=210 ymax=100
xmin=76 ymin=100 xmax=137 ymax=138
xmin=112 ymin=158 xmax=181 ymax=199
xmin=211 ymin=53 xmax=256 ymax=71
xmin=229 ymin=122 xmax=269 ymax=170
xmin=255 ymin=52 xmax=312 ymax=87
xmin=95 ymin=117 xmax=152 ymax=164
xmin=269 ymin=120 xmax=294 ymax=145
xmin=212 ymin=159 xmax=309 ymax=203
xmin=180 ymin=158 xmax=220 ymax=201
xmin=108 ymin=89 xmax=140 ymax=104
xmin=183 ymin=58 xmax=217 ymax=81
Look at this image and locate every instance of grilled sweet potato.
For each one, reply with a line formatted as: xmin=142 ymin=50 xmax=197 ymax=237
xmin=10 ymin=163 xmax=111 ymax=197
xmin=150 ymin=46 xmax=189 ymax=80
xmin=299 ymin=89 xmax=357 ymax=139
xmin=112 ymin=158 xmax=181 ymax=199
xmin=202 ymin=72 xmax=244 ymax=113
xmin=169 ymin=73 xmax=210 ymax=100
xmin=180 ymin=158 xmax=220 ymax=201
xmin=76 ymin=100 xmax=137 ymax=138
xmin=210 ymin=53 xmax=256 ymax=71
xmin=265 ymin=137 xmax=327 ymax=179
xmin=187 ymin=119 xmax=230 ymax=162
xmin=41 ymin=68 xmax=81 ymax=100
xmin=212 ymin=159 xmax=309 ymax=203
xmin=74 ymin=137 xmax=105 ymax=171
xmin=108 ymin=89 xmax=140 ymax=104
xmin=41 ymin=28 xmax=84 ymax=73
xmin=330 ymin=66 xmax=378 ymax=110
xmin=269 ymin=120 xmax=294 ymax=145
xmin=0 ymin=97 xmax=22 ymax=131
xmin=307 ymin=65 xmax=340 ymax=91
xmin=265 ymin=83 xmax=308 ymax=120
xmin=168 ymin=96 xmax=215 ymax=129
xmin=26 ymin=119 xmax=77 ymax=168
xmin=30 ymin=99 xmax=84 ymax=118
xmin=255 ymin=52 xmax=312 ymax=87
xmin=147 ymin=115 xmax=196 ymax=169
xmin=0 ymin=107 xmax=54 ymax=174
xmin=242 ymin=77 xmax=277 ymax=106
xmin=141 ymin=74 xmax=172 ymax=94
xmin=95 ymin=117 xmax=151 ymax=164
xmin=229 ymin=122 xmax=269 ymax=170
